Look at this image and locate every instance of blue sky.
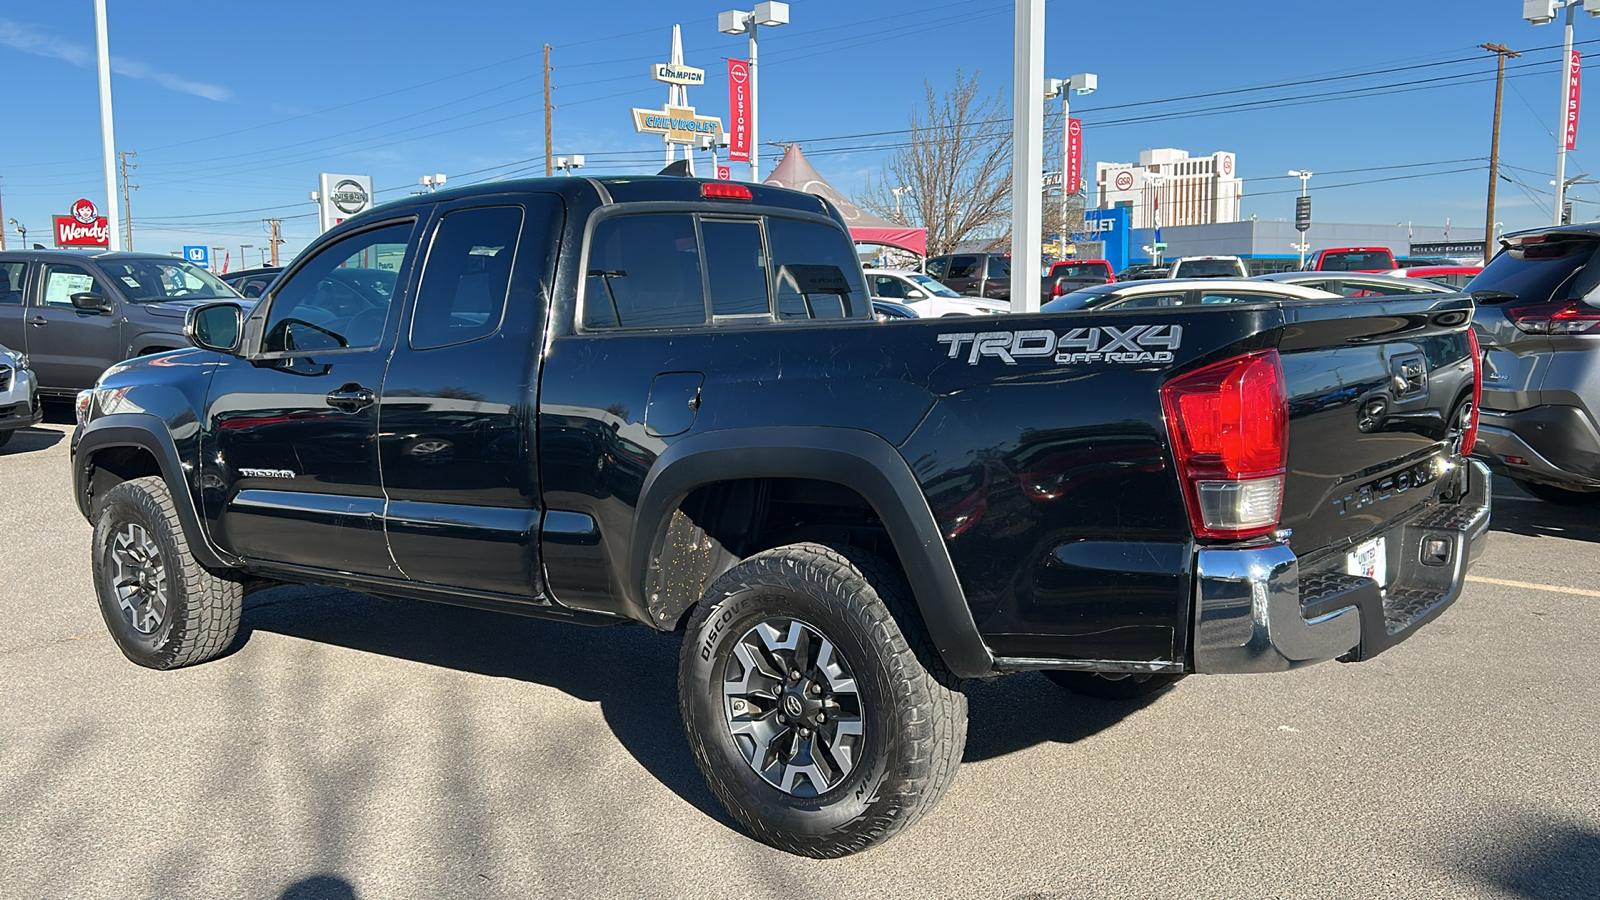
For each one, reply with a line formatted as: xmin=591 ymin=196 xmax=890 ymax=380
xmin=0 ymin=0 xmax=1591 ymax=263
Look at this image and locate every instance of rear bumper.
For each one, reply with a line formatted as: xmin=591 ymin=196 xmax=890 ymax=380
xmin=1474 ymin=405 xmax=1600 ymax=488
xmin=1193 ymin=459 xmax=1491 ymax=674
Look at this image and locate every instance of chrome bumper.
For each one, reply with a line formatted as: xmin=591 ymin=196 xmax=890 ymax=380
xmin=1193 ymin=460 xmax=1492 ymax=674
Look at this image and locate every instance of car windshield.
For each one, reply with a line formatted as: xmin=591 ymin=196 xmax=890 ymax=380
xmin=1174 ymin=260 xmax=1241 ymax=277
xmin=1052 ymin=263 xmax=1108 ymax=278
xmin=100 ymin=258 xmax=238 ymax=302
xmin=1467 ymin=235 xmax=1600 ymax=303
xmin=905 ymin=274 xmax=962 ymax=297
xmin=1319 ymin=251 xmax=1395 ymax=271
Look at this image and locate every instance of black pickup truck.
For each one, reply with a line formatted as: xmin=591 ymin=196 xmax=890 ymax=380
xmin=71 ymin=177 xmax=1490 ymax=858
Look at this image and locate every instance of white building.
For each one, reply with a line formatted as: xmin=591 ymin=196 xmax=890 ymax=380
xmin=1096 ymin=148 xmax=1242 ymax=229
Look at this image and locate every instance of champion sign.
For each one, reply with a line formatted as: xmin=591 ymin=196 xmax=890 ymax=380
xmin=938 ymin=325 xmax=1183 ymax=366
xmin=54 ymin=198 xmax=108 ymax=248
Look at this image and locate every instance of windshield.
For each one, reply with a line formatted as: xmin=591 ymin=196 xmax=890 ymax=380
xmin=100 ymin=258 xmax=238 ymax=302
xmin=1040 ymin=286 xmax=1119 ymax=312
xmin=1174 ymin=259 xmax=1242 ymax=278
xmin=905 ymin=273 xmax=963 ymax=297
xmin=1467 ymin=235 xmax=1600 ymax=304
xmin=1052 ymin=263 xmax=1109 ymax=279
xmin=1318 ymin=250 xmax=1395 ymax=271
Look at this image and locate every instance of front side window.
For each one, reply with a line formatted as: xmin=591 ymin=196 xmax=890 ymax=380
xmin=946 ymin=256 xmax=978 ymax=279
xmin=703 ymin=219 xmax=769 ymax=317
xmin=260 ymin=222 xmax=414 ymax=353
xmin=767 ymin=217 xmax=868 ymax=321
xmin=0 ymin=262 xmax=24 ymax=304
xmin=870 ymin=275 xmax=906 ymax=299
xmin=99 ymin=259 xmax=235 ymax=302
xmin=925 ymin=257 xmax=950 ymax=279
xmin=411 ymin=205 xmax=523 ymax=350
xmin=40 ymin=265 xmax=105 ymax=308
xmin=583 ymin=214 xmax=706 ymax=329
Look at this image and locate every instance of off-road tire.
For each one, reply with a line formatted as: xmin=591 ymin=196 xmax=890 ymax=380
xmin=1512 ymin=478 xmax=1600 ymax=506
xmin=91 ymin=476 xmax=243 ymax=669
xmin=679 ymin=543 xmax=967 ymax=858
xmin=1043 ymin=670 xmax=1186 ymax=700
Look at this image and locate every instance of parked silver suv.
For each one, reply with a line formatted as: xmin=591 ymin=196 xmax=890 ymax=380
xmin=1468 ymin=226 xmax=1600 ymax=504
xmin=0 ymin=341 xmax=42 ymax=451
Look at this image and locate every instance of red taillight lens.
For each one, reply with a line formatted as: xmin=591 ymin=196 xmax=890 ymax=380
xmin=1462 ymin=328 xmax=1482 ymax=456
xmin=1507 ymin=300 xmax=1600 ymax=334
xmin=1161 ymin=350 xmax=1288 ymax=540
xmin=701 ymin=182 xmax=752 ymax=200
xmin=1051 ymin=282 xmax=1065 ymax=297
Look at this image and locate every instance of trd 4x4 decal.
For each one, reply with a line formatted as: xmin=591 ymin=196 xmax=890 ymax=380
xmin=937 ymin=325 xmax=1183 ymax=366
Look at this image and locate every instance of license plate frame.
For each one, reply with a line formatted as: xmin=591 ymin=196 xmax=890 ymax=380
xmin=1346 ymin=536 xmax=1388 ymax=588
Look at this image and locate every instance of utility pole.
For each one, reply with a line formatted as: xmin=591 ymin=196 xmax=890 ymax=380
xmin=118 ymin=150 xmax=138 ymax=250
xmin=543 ymin=44 xmax=554 ymax=178
xmin=264 ymin=218 xmax=283 ymax=266
xmin=1482 ymin=43 xmax=1521 ymax=252
xmin=0 ymin=179 xmax=7 ymax=251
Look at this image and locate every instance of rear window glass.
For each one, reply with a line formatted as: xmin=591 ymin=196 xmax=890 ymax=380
xmin=584 ymin=214 xmax=707 ymax=329
xmin=1318 ymin=250 xmax=1395 ymax=271
xmin=768 ymin=217 xmax=868 ymax=321
xmin=1174 ymin=259 xmax=1243 ymax=278
xmin=986 ymin=256 xmax=1010 ymax=279
xmin=1468 ymin=236 xmax=1600 ymax=303
xmin=1052 ymin=263 xmax=1108 ymax=278
xmin=703 ymin=219 xmax=770 ymax=317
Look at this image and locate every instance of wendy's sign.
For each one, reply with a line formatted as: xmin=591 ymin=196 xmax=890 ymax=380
xmin=55 ymin=198 xmax=109 ymax=247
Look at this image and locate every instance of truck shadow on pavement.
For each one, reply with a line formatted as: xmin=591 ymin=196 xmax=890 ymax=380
xmin=0 ymin=427 xmax=63 ymax=455
xmin=1457 ymin=818 xmax=1600 ymax=900
xmin=1489 ymin=483 xmax=1600 ymax=543
xmin=237 ymin=585 xmax=1146 ymax=826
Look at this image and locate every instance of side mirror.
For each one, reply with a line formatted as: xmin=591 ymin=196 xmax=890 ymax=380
xmin=70 ymin=292 xmax=113 ymax=313
xmin=905 ymin=289 xmax=927 ymax=300
xmin=185 ymin=302 xmax=244 ymax=354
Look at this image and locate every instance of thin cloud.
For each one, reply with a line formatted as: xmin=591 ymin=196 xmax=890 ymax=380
xmin=0 ymin=18 xmax=231 ymax=102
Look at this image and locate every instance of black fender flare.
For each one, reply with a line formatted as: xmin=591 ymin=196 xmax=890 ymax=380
xmin=72 ymin=412 xmax=237 ymax=570
xmin=632 ymin=425 xmax=995 ymax=679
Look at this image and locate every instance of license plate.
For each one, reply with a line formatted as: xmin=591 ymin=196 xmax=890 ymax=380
xmin=1347 ymin=536 xmax=1388 ymax=587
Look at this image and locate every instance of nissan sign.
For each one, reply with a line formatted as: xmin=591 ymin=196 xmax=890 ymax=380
xmin=316 ymin=173 xmax=375 ymax=233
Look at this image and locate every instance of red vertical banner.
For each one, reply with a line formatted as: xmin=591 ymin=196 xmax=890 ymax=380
xmin=1065 ymin=117 xmax=1083 ymax=195
xmin=727 ymin=59 xmax=751 ymax=162
xmin=1566 ymin=50 xmax=1582 ymax=151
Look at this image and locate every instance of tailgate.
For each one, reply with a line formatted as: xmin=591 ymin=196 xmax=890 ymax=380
xmin=1275 ymin=293 xmax=1478 ymax=560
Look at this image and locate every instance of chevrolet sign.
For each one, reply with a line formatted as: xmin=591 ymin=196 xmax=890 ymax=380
xmin=651 ymin=63 xmax=705 ymax=86
xmin=632 ymin=104 xmax=723 ymax=144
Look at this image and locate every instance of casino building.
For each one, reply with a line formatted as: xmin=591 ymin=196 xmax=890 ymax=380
xmin=1096 ymin=148 xmax=1243 ymax=229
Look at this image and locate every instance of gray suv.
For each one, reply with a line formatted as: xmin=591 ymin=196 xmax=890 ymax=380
xmin=1468 ymin=226 xmax=1600 ymax=504
xmin=0 ymin=250 xmax=245 ymax=397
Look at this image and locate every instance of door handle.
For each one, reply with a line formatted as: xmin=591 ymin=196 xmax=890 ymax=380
xmin=26 ymin=316 xmax=46 ymax=326
xmin=325 ymin=384 xmax=376 ymax=412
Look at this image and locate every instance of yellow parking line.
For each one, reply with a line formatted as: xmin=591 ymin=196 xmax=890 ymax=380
xmin=1466 ymin=575 xmax=1600 ymax=598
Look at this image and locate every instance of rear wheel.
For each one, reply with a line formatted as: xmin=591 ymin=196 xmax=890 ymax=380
xmin=1512 ymin=478 xmax=1600 ymax=506
xmin=679 ymin=543 xmax=966 ymax=858
xmin=1042 ymin=670 xmax=1186 ymax=700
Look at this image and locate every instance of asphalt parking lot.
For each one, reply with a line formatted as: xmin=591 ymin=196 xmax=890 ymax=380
xmin=2 ymin=418 xmax=1597 ymax=900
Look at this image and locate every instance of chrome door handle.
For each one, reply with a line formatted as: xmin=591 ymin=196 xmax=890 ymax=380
xmin=325 ymin=385 xmax=376 ymax=412
xmin=26 ymin=316 xmax=46 ymax=325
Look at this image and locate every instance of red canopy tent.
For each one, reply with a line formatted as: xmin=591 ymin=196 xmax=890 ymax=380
xmin=762 ymin=144 xmax=927 ymax=257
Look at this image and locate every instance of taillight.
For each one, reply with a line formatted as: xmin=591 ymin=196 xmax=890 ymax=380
xmin=1506 ymin=300 xmax=1600 ymax=334
xmin=1051 ymin=282 xmax=1065 ymax=297
xmin=701 ymin=182 xmax=752 ymax=200
xmin=1462 ymin=328 xmax=1482 ymax=456
xmin=1161 ymin=351 xmax=1288 ymax=541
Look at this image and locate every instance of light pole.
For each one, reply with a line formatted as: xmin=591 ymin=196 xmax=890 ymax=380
xmin=554 ymin=155 xmax=585 ymax=176
xmin=7 ymin=219 xmax=24 ymax=247
xmin=419 ymin=173 xmax=447 ymax=192
xmin=1524 ymin=1 xmax=1600 ymax=224
xmin=1045 ymin=73 xmax=1097 ymax=262
xmin=240 ymin=244 xmax=254 ymax=267
xmin=94 ymin=0 xmax=121 ymax=251
xmin=1288 ymin=169 xmax=1313 ymax=269
xmin=719 ymin=2 xmax=790 ymax=182
xmin=891 ymin=186 xmax=911 ymax=222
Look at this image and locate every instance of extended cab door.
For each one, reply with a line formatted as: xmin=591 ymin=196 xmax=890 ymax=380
xmin=199 ymin=218 xmax=420 ymax=576
xmin=377 ymin=195 xmax=561 ymax=599
xmin=25 ymin=261 xmax=124 ymax=393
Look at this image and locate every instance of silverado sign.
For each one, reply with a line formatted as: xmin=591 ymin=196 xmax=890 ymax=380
xmin=54 ymin=198 xmax=108 ymax=247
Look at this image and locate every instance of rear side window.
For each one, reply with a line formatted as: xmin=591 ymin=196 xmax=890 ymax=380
xmin=946 ymin=256 xmax=978 ymax=278
xmin=411 ymin=205 xmax=523 ymax=350
xmin=0 ymin=262 xmax=24 ymax=304
xmin=767 ymin=217 xmax=869 ymax=321
xmin=584 ymin=214 xmax=707 ymax=329
xmin=1469 ymin=236 xmax=1600 ymax=303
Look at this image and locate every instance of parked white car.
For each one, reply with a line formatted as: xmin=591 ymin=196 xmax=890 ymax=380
xmin=1168 ymin=255 xmax=1249 ymax=279
xmin=863 ymin=269 xmax=1008 ymax=316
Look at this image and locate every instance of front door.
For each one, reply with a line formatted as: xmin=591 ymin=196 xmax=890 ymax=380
xmin=0 ymin=261 xmax=29 ymax=355
xmin=27 ymin=262 xmax=124 ymax=392
xmin=200 ymin=218 xmax=419 ymax=576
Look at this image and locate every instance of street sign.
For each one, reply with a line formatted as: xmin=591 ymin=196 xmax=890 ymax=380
xmin=1153 ymin=242 xmax=1168 ymax=251
xmin=183 ymin=245 xmax=210 ymax=269
xmin=631 ymin=104 xmax=723 ymax=145
xmin=651 ymin=63 xmax=705 ymax=86
xmin=716 ymin=166 xmax=731 ymax=181
xmin=1294 ymin=195 xmax=1312 ymax=233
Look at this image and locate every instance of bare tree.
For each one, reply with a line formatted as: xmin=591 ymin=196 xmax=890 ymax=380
xmin=860 ymin=71 xmax=1013 ymax=257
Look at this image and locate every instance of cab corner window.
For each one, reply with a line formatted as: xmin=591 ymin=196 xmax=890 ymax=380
xmin=583 ymin=214 xmax=707 ymax=329
xmin=260 ymin=222 xmax=413 ymax=354
xmin=767 ymin=217 xmax=868 ymax=321
xmin=411 ymin=205 xmax=523 ymax=350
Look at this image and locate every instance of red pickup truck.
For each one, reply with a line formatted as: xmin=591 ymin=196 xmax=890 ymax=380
xmin=1307 ymin=247 xmax=1397 ymax=272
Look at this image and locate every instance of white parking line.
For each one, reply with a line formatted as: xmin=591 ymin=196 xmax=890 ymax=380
xmin=1466 ymin=575 xmax=1600 ymax=598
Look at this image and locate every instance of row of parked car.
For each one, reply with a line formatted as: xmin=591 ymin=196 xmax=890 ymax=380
xmin=868 ymin=230 xmax=1599 ymax=506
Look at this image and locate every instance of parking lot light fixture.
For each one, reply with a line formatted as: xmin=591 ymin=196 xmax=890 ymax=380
xmin=718 ymin=3 xmax=789 ymax=182
xmin=420 ymin=174 xmax=447 ymax=192
xmin=554 ymin=155 xmax=585 ymax=176
xmin=1049 ymin=73 xmax=1098 ymax=261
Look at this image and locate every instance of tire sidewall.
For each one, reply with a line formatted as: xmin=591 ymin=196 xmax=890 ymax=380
xmin=683 ymin=573 xmax=899 ymax=839
xmin=92 ymin=483 xmax=191 ymax=668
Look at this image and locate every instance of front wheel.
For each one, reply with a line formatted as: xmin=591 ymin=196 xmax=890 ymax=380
xmin=91 ymin=476 xmax=243 ymax=669
xmin=679 ymin=543 xmax=967 ymax=858
xmin=1043 ymin=670 xmax=1186 ymax=700
xmin=1512 ymin=478 xmax=1600 ymax=506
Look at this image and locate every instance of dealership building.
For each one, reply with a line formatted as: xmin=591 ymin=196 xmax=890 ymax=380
xmin=1096 ymin=148 xmax=1243 ymax=229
